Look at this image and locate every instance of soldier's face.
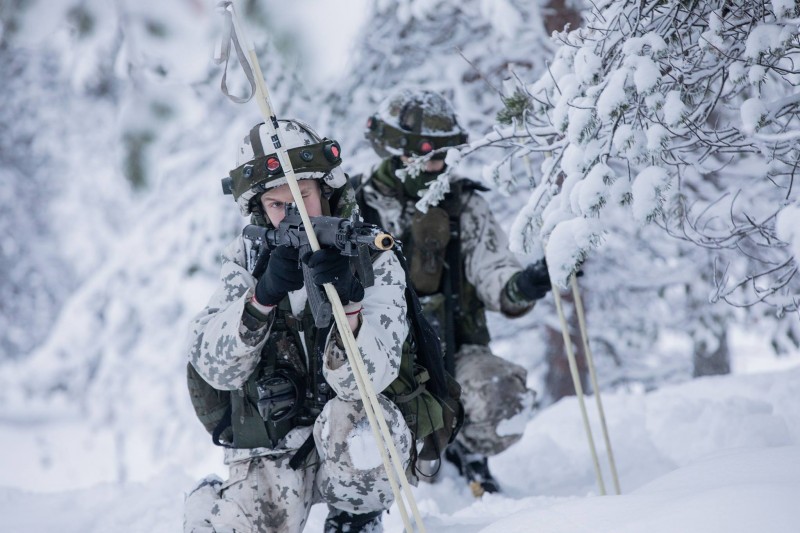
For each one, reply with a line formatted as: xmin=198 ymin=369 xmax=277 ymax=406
xmin=400 ymin=156 xmax=445 ymax=173
xmin=260 ymin=179 xmax=323 ymax=227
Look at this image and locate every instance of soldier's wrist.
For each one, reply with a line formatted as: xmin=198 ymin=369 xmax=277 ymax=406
xmin=243 ymin=294 xmax=274 ymax=329
xmin=505 ymin=272 xmax=531 ymax=304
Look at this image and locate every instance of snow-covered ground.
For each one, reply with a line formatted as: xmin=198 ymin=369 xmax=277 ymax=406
xmin=3 ymin=362 xmax=799 ymax=532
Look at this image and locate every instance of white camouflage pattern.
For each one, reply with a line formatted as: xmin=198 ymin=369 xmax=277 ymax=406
xmin=185 ymin=235 xmax=411 ymax=532
xmin=362 ymin=176 xmax=523 ymax=313
xmin=454 ymin=344 xmax=534 ymax=456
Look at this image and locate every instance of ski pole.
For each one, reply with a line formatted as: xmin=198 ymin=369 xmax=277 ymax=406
xmin=570 ymin=274 xmax=621 ymax=494
xmin=216 ymin=2 xmax=424 ymax=531
xmin=551 ymin=281 xmax=607 ymax=495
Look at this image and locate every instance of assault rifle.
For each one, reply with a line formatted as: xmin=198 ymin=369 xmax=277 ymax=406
xmin=243 ymin=203 xmax=395 ymax=329
xmin=245 ymin=204 xmax=395 ymax=450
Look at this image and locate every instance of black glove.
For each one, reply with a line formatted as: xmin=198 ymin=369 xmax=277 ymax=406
xmin=302 ymin=248 xmax=365 ymax=305
xmin=514 ymin=258 xmax=552 ymax=302
xmin=255 ymin=246 xmax=304 ymax=305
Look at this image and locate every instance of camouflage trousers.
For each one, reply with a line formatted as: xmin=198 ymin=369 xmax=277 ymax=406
xmin=454 ymin=344 xmax=536 ymax=456
xmin=184 ymin=395 xmax=412 ymax=533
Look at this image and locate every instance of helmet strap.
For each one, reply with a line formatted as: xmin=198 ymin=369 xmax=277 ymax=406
xmin=249 ymin=123 xmax=266 ymax=157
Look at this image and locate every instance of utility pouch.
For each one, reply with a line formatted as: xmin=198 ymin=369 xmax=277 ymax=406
xmin=255 ymin=369 xmax=303 ymax=423
xmin=410 ymin=207 xmax=451 ymax=294
xmin=419 ymin=373 xmax=464 ymax=460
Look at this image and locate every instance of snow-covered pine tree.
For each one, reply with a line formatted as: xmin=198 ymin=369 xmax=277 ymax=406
xmin=499 ymin=0 xmax=800 ymax=307
xmin=0 ymin=2 xmax=131 ymax=360
xmin=474 ymin=0 xmax=800 ymax=378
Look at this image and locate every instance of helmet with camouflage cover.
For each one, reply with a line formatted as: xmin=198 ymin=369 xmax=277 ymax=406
xmin=222 ymin=119 xmax=347 ymax=216
xmin=365 ymin=89 xmax=468 ymax=159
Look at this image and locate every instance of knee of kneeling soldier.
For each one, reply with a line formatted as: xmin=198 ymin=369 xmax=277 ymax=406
xmin=313 ymin=396 xmax=413 ymax=513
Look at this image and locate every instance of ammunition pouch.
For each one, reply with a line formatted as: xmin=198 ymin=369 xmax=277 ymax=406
xmin=409 ymin=207 xmax=450 ymax=294
xmin=419 ymin=372 xmax=463 ymax=461
xmin=384 ymin=343 xmax=464 ymax=463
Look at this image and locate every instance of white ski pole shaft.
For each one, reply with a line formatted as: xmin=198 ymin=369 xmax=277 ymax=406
xmin=570 ymin=274 xmax=621 ymax=495
xmin=551 ymin=283 xmax=607 ymax=495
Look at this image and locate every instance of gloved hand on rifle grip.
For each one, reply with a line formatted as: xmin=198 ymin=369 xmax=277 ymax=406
xmin=255 ymin=246 xmax=304 ymax=306
xmin=514 ymin=258 xmax=552 ymax=302
xmin=302 ymin=248 xmax=365 ymax=305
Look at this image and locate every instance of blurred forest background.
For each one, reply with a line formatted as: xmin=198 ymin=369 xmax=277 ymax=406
xmin=1 ymin=0 xmax=798 ymax=492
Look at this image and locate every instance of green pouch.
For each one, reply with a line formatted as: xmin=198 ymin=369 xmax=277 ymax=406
xmin=409 ymin=207 xmax=450 ymax=294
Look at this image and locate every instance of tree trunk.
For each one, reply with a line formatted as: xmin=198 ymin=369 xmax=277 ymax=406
xmin=542 ymin=0 xmax=583 ymax=34
xmin=544 ymin=289 xmax=589 ymax=402
xmin=693 ymin=325 xmax=730 ymax=377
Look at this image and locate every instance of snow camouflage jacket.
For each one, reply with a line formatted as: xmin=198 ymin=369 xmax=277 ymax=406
xmin=359 ymin=159 xmax=531 ymax=348
xmin=187 ymin=234 xmax=408 ymax=465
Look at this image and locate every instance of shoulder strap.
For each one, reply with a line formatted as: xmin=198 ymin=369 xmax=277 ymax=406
xmin=352 ymin=178 xmax=383 ymax=226
xmin=441 ymin=181 xmax=465 ymax=375
xmin=393 ymin=250 xmax=449 ymax=399
xmin=454 ymin=177 xmax=490 ymax=193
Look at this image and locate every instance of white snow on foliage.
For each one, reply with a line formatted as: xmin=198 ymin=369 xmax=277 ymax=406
xmin=571 ymin=163 xmax=614 ymax=215
xmin=480 ymin=0 xmax=521 ymax=39
xmin=545 ymin=217 xmax=601 ymax=286
xmin=663 ymin=90 xmax=686 ymax=126
xmin=597 ymin=69 xmax=629 ymax=120
xmin=776 ymin=202 xmax=800 ymax=262
xmin=631 ymin=166 xmax=672 ymax=223
xmin=741 ymin=97 xmax=768 ymax=134
xmin=745 ymin=24 xmax=784 ymax=59
xmin=771 ymin=0 xmax=798 ymax=19
xmin=573 ymin=48 xmax=602 ymax=85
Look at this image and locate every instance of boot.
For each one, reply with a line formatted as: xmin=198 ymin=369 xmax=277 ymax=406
xmin=323 ymin=507 xmax=383 ymax=533
xmin=444 ymin=440 xmax=500 ymax=497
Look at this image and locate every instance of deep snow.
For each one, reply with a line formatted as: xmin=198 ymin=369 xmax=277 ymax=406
xmin=3 ymin=364 xmax=799 ymax=532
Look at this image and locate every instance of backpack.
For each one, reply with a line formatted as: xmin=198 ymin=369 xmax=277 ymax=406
xmin=187 ymin=362 xmax=233 ymax=446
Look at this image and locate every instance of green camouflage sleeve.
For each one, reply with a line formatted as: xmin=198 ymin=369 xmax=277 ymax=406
xmin=460 ymin=193 xmax=527 ymax=313
xmin=187 ymin=237 xmax=273 ymax=391
xmin=322 ymin=251 xmax=408 ymax=401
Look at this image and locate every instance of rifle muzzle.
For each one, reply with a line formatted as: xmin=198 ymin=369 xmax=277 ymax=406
xmin=374 ymin=233 xmax=395 ymax=250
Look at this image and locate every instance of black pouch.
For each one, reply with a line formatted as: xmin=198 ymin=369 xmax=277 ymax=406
xmin=255 ymin=369 xmax=303 ymax=423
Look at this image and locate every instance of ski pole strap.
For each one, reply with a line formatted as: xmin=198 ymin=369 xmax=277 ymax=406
xmin=214 ymin=1 xmax=256 ymax=104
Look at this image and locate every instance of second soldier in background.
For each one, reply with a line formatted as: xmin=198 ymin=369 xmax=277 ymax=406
xmin=356 ymin=89 xmax=552 ymax=496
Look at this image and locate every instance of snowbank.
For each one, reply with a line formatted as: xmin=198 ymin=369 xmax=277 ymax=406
xmin=2 ymin=367 xmax=798 ymax=532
